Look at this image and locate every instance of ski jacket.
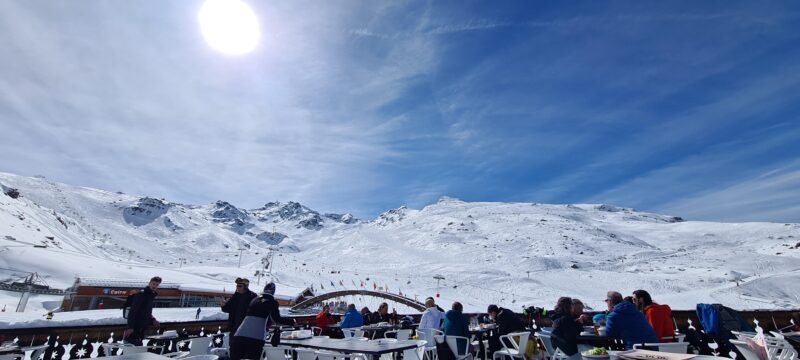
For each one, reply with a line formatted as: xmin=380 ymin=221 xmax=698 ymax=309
xmin=605 ymin=301 xmax=659 ymax=349
xmin=550 ymin=311 xmax=581 ymax=356
xmin=316 ymin=311 xmax=335 ymax=329
xmin=127 ymin=287 xmax=158 ymax=331
xmin=443 ymin=310 xmax=470 ymax=338
xmin=234 ymin=294 xmax=293 ymax=341
xmin=495 ymin=307 xmax=526 ymax=335
xmin=340 ymin=309 xmax=364 ymax=329
xmin=222 ymin=290 xmax=258 ymax=333
xmin=419 ymin=306 xmax=445 ymax=330
xmin=644 ymin=304 xmax=674 ymax=340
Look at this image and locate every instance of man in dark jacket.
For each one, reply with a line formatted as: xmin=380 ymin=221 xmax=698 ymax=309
xmin=230 ymin=281 xmax=296 ymax=360
xmin=221 ymin=278 xmax=258 ymax=334
xmin=605 ymin=291 xmax=658 ymax=349
xmin=487 ymin=304 xmax=527 ymax=355
xmin=124 ymin=276 xmax=162 ymax=345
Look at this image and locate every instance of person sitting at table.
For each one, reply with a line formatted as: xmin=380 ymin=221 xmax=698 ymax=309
xmin=444 ymin=302 xmax=473 ymax=354
xmin=571 ymin=298 xmax=592 ymax=325
xmin=340 ymin=303 xmax=364 ymax=329
xmin=316 ymin=304 xmax=336 ymax=336
xmin=372 ymin=302 xmax=396 ymax=324
xmin=632 ymin=290 xmax=674 ymax=341
xmin=419 ymin=297 xmax=445 ymax=330
xmin=550 ymin=297 xmax=582 ymax=357
xmin=361 ymin=307 xmax=373 ymax=325
xmin=605 ymin=291 xmax=658 ymax=349
xmin=487 ymin=304 xmax=526 ymax=356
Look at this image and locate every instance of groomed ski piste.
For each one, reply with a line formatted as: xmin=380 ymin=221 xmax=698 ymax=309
xmin=1 ymin=171 xmax=798 ymax=328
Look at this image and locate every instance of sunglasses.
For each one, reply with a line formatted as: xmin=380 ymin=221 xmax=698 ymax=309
xmin=236 ymin=284 xmax=245 ymax=288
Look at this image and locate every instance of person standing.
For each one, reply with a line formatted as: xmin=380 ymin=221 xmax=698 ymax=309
xmin=222 ymin=278 xmax=258 ymax=333
xmin=419 ymin=297 xmax=445 ymax=330
xmin=124 ymin=276 xmax=162 ymax=346
xmin=229 ymin=281 xmax=295 ymax=360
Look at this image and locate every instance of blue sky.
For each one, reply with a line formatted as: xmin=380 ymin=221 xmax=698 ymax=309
xmin=1 ymin=1 xmax=799 ymax=222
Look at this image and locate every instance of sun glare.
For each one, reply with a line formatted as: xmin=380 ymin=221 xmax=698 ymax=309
xmin=198 ymin=0 xmax=260 ymax=55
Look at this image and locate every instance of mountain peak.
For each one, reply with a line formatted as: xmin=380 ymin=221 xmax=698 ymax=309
xmin=437 ymin=196 xmax=464 ymax=204
xmin=210 ymin=200 xmax=247 ymax=222
xmin=373 ymin=206 xmax=408 ymax=226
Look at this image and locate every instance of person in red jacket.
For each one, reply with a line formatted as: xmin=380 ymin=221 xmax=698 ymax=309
xmin=315 ymin=305 xmax=335 ymax=336
xmin=633 ymin=290 xmax=675 ymax=341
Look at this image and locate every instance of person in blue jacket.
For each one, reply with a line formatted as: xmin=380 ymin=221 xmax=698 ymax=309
xmin=340 ymin=303 xmax=364 ymax=329
xmin=605 ymin=291 xmax=659 ymax=349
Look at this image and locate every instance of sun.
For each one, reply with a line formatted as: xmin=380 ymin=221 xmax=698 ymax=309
xmin=197 ymin=0 xmax=260 ymax=55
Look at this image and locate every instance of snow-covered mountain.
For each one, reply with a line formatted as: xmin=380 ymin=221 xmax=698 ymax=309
xmin=1 ymin=171 xmax=798 ymax=314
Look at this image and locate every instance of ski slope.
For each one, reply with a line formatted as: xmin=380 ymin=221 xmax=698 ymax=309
xmin=1 ymin=172 xmax=798 ymax=320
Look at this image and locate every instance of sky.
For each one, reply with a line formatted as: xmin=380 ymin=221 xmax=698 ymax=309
xmin=1 ymin=1 xmax=799 ymax=222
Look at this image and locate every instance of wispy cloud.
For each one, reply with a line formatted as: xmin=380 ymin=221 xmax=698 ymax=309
xmin=0 ymin=1 xmax=798 ymax=221
xmin=0 ymin=0 xmax=437 ymax=217
xmin=660 ymin=161 xmax=800 ymax=223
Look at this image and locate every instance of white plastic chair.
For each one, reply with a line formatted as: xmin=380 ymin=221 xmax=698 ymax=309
xmin=209 ymin=333 xmax=230 ymax=359
xmin=534 ymin=333 xmax=571 ymax=360
xmin=418 ymin=329 xmax=443 ymax=360
xmin=493 ymin=332 xmax=531 ymax=360
xmin=105 ymin=342 xmax=163 ymax=355
xmin=343 ymin=328 xmax=366 ymax=338
xmin=183 ymin=355 xmax=218 ymax=360
xmin=262 ymin=346 xmax=292 ymax=360
xmin=660 ymin=334 xmax=686 ymax=343
xmin=121 ymin=345 xmax=161 ymax=354
xmin=166 ymin=336 xmax=214 ymax=359
xmin=732 ymin=331 xmax=758 ymax=341
xmin=315 ymin=350 xmax=368 ymax=360
xmin=403 ymin=340 xmax=428 ymax=360
xmin=295 ymin=348 xmax=319 ymax=360
xmin=375 ymin=339 xmax=398 ymax=360
xmin=633 ymin=342 xmax=688 ymax=354
xmin=730 ymin=339 xmax=761 ymax=360
xmin=763 ymin=337 xmax=797 ymax=360
xmin=435 ymin=335 xmax=473 ymax=360
xmin=386 ymin=329 xmax=413 ymax=341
